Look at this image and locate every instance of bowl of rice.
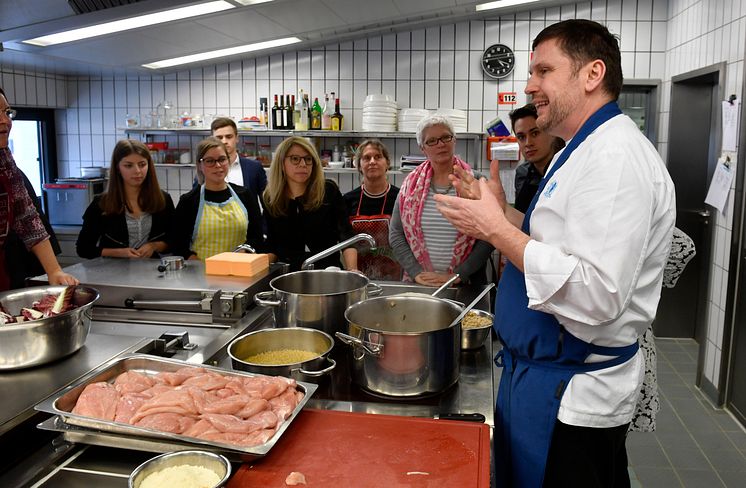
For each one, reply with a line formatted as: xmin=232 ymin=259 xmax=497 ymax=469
xmin=460 ymin=309 xmax=494 ymax=350
xmin=128 ymin=450 xmax=231 ymax=488
xmin=228 ymin=327 xmax=336 ymax=378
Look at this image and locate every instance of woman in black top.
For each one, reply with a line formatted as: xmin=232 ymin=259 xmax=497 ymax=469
xmin=263 ymin=136 xmax=356 ymax=271
xmin=77 ymin=139 xmax=174 ymax=259
xmin=343 ymin=139 xmax=401 ymax=280
xmin=169 ymin=137 xmax=264 ymax=260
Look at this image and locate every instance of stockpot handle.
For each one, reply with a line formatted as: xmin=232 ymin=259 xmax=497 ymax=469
xmin=366 ymin=282 xmax=383 ymax=297
xmin=253 ymin=290 xmax=281 ymax=307
xmin=297 ymin=358 xmax=337 ymax=377
xmin=335 ymin=332 xmax=383 ymax=357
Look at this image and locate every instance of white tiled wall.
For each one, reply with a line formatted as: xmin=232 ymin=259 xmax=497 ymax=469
xmin=0 ymin=69 xmax=68 ymax=109
xmin=57 ymin=0 xmax=668 ymax=196
xmin=6 ymin=0 xmax=740 ymax=398
xmin=664 ymin=0 xmax=746 ymax=392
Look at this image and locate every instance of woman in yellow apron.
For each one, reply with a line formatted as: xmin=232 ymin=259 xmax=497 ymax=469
xmin=343 ymin=139 xmax=401 ymax=280
xmin=170 ymin=137 xmax=264 ymax=260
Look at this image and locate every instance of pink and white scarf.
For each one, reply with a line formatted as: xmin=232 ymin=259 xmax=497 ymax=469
xmin=398 ymin=156 xmax=476 ymax=280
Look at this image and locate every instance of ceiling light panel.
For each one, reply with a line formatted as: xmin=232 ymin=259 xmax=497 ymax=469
xmin=23 ymin=1 xmax=235 ymax=47
xmin=476 ymin=0 xmax=540 ymax=11
xmin=142 ymin=36 xmax=302 ymax=69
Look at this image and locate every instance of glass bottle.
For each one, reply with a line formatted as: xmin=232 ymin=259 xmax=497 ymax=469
xmin=311 ymin=97 xmax=322 ymax=130
xmin=271 ymin=95 xmax=280 ymax=129
xmin=321 ymin=94 xmax=332 ymax=130
xmin=331 ymin=98 xmax=343 ymax=131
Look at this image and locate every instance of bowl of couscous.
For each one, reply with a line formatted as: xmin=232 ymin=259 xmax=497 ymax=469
xmin=228 ymin=327 xmax=336 ymax=378
xmin=460 ymin=309 xmax=494 ymax=350
xmin=128 ymin=450 xmax=231 ymax=488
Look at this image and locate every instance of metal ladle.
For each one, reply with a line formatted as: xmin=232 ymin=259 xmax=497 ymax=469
xmin=447 ymin=282 xmax=496 ymax=328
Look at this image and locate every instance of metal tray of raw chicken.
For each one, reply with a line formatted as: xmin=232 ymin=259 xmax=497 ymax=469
xmin=34 ymin=354 xmax=316 ymax=460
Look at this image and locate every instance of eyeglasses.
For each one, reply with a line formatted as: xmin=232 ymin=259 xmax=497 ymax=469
xmin=360 ymin=153 xmax=386 ymax=163
xmin=200 ymin=156 xmax=229 ymax=167
xmin=423 ymin=134 xmax=454 ymax=146
xmin=286 ymin=155 xmax=314 ymax=166
xmin=1 ymin=108 xmax=17 ymax=120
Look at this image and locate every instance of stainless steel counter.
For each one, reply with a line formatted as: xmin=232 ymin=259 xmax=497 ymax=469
xmin=4 ymin=265 xmax=497 ymax=487
xmin=0 ymin=333 xmax=149 ymax=436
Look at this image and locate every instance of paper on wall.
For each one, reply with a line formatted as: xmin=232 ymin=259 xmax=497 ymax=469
xmin=722 ymin=100 xmax=740 ymax=152
xmin=704 ymin=157 xmax=734 ymax=215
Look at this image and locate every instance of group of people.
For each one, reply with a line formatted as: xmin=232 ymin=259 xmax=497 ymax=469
xmin=72 ymin=112 xmax=499 ymax=286
xmin=1 ymin=18 xmax=685 ymax=487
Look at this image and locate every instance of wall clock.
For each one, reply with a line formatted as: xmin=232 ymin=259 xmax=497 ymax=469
xmin=481 ymin=43 xmax=515 ymax=79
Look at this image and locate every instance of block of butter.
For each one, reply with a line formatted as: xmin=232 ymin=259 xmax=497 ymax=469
xmin=205 ymin=252 xmax=270 ymax=277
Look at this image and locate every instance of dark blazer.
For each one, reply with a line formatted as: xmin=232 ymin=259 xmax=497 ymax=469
xmin=76 ymin=190 xmax=175 ymax=259
xmin=193 ymin=157 xmax=267 ymax=197
xmin=169 ymin=183 xmax=265 ymax=260
xmin=239 ymin=157 xmax=267 ymax=197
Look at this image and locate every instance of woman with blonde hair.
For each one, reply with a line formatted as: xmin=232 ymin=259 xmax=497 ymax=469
xmin=263 ymin=136 xmax=356 ymax=271
xmin=169 ymin=137 xmax=263 ymax=260
xmin=77 ymin=139 xmax=174 ymax=259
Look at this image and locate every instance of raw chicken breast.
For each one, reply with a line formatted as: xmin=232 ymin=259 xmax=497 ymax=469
xmin=72 ymin=382 xmax=119 ymax=421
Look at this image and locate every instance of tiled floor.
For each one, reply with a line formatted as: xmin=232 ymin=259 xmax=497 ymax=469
xmin=627 ymin=338 xmax=746 ymax=487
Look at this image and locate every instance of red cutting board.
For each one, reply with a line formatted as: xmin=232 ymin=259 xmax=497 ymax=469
xmin=227 ymin=408 xmax=491 ymax=487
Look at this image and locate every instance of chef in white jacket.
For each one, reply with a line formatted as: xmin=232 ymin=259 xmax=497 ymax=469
xmin=435 ymin=19 xmax=676 ymax=488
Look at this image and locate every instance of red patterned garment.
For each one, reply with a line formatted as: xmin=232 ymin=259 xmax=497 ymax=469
xmin=397 ymin=156 xmax=475 ymax=279
xmin=0 ymin=147 xmax=48 ymax=289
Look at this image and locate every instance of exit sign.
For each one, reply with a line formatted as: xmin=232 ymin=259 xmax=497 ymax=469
xmin=498 ymin=92 xmax=517 ymax=105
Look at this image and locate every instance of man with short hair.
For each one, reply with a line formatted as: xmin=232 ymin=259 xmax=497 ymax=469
xmin=436 ymin=19 xmax=675 ymax=487
xmin=210 ymin=117 xmax=267 ymax=197
xmin=509 ymin=103 xmax=565 ymax=213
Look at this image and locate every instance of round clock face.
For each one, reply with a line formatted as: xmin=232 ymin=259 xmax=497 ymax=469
xmin=482 ymin=44 xmax=515 ymax=79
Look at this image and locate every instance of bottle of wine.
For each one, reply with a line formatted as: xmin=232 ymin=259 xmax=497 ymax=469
xmin=331 ymin=97 xmax=343 ymax=131
xmin=271 ymin=94 xmax=280 ymax=130
xmin=311 ymin=97 xmax=322 ymax=130
xmin=288 ymin=95 xmax=296 ymax=130
xmin=321 ymin=94 xmax=332 ymax=130
xmin=283 ymin=95 xmax=292 ymax=130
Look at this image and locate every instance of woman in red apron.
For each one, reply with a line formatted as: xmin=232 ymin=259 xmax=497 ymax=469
xmin=343 ymin=139 xmax=400 ymax=280
xmin=0 ymin=87 xmax=77 ymax=290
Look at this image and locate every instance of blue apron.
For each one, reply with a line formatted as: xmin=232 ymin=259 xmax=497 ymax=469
xmin=494 ymin=102 xmax=639 ymax=487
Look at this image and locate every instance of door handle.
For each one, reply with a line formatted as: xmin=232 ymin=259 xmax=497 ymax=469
xmin=697 ymin=210 xmax=710 ymax=218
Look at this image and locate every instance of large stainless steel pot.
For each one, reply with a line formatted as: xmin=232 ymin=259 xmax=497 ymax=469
xmin=0 ymin=285 xmax=99 ymax=370
xmin=228 ymin=327 xmax=336 ymax=378
xmin=253 ymin=270 xmax=382 ymax=336
xmin=337 ymin=295 xmax=462 ymax=397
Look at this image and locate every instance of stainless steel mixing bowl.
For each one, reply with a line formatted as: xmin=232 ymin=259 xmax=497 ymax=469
xmin=0 ymin=285 xmax=99 ymax=370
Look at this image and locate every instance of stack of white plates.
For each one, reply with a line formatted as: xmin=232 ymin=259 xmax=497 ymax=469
xmin=434 ymin=108 xmax=468 ymax=132
xmin=397 ymin=108 xmax=430 ymax=132
xmin=363 ymin=94 xmax=398 ymax=131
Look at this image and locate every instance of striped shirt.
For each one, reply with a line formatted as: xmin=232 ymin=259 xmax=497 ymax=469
xmin=420 ymin=185 xmax=457 ymax=272
xmin=125 ymin=212 xmax=152 ymax=248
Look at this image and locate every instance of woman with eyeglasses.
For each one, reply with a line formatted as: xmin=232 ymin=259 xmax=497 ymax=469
xmin=342 ymin=139 xmax=401 ymax=280
xmin=0 ymin=86 xmax=78 ymax=289
xmin=263 ymin=136 xmax=356 ymax=271
xmin=77 ymin=139 xmax=174 ymax=259
xmin=390 ymin=114 xmax=492 ymax=286
xmin=169 ymin=137 xmax=264 ymax=260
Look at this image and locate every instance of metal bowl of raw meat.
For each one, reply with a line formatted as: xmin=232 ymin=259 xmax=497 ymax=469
xmin=128 ymin=450 xmax=231 ymax=488
xmin=0 ymin=285 xmax=99 ymax=370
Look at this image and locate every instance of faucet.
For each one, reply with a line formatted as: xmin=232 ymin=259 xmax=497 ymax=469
xmin=301 ymin=233 xmax=377 ymax=270
xmin=233 ymin=244 xmax=256 ymax=253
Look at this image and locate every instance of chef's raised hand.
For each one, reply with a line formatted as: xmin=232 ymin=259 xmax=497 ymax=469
xmin=449 ymin=165 xmax=481 ymax=200
xmin=435 ymin=178 xmax=505 ymax=243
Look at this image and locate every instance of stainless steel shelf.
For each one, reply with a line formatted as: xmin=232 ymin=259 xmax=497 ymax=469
xmin=120 ymin=128 xmax=484 ymax=139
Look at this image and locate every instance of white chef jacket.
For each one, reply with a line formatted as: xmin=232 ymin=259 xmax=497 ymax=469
xmin=226 ymin=153 xmax=244 ymax=187
xmin=522 ymin=114 xmax=676 ymax=427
